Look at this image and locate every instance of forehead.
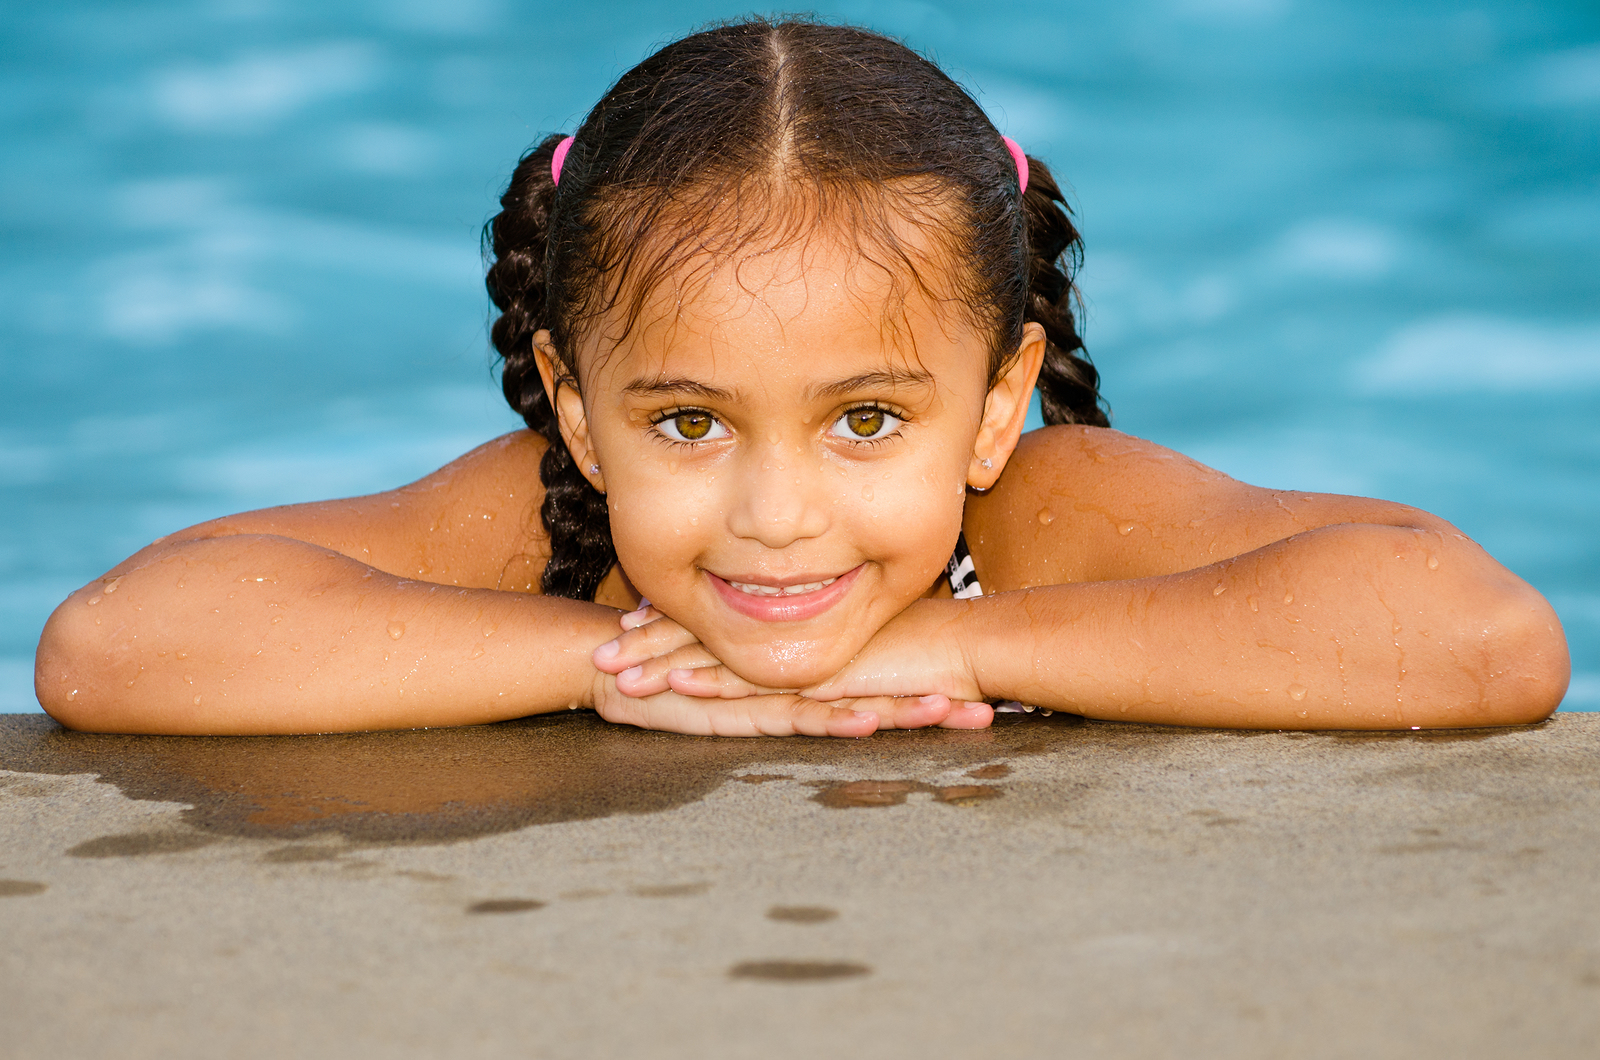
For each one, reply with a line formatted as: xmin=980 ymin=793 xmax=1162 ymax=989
xmin=578 ymin=205 xmax=986 ymax=389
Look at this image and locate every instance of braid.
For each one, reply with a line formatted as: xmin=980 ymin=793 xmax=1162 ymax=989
xmin=1017 ymin=158 xmax=1110 ymax=427
xmin=485 ymin=135 xmax=616 ymax=601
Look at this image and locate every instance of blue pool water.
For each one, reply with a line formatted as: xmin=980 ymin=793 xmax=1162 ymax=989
xmin=2 ymin=0 xmax=1596 ymax=712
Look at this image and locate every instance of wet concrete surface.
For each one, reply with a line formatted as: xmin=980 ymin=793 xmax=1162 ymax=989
xmin=2 ymin=711 xmax=1597 ymax=1059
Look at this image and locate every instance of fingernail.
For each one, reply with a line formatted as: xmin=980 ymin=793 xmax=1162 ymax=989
xmin=620 ymin=665 xmax=643 ymax=682
xmin=918 ymin=695 xmax=944 ymax=705
xmin=852 ymin=711 xmax=878 ymax=722
xmin=594 ymin=640 xmax=619 ymax=661
xmin=623 ymin=607 xmax=650 ymax=621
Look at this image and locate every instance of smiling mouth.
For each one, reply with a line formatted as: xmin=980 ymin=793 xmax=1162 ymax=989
xmin=706 ymin=565 xmax=863 ymax=623
xmin=725 ymin=576 xmax=839 ymax=597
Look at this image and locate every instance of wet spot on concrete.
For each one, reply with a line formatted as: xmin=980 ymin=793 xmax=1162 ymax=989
xmin=767 ymin=905 xmax=838 ymax=923
xmin=559 ymin=888 xmax=610 ymax=900
xmin=0 ymin=710 xmax=1084 ymax=846
xmin=933 ymin=785 xmax=1001 ymax=804
xmin=730 ymin=960 xmax=870 ymax=981
xmin=468 ymin=899 xmax=545 ymax=914
xmin=811 ymin=778 xmax=1002 ymax=808
xmin=0 ymin=879 xmax=48 ymax=897
xmin=965 ymin=763 xmax=1011 ymax=780
xmin=733 ymin=774 xmax=792 ymax=784
xmin=261 ymin=845 xmax=346 ymax=863
xmin=813 ymin=780 xmax=919 ymax=808
xmin=632 ymin=882 xmax=711 ymax=898
xmin=67 ymin=832 xmax=218 ymax=858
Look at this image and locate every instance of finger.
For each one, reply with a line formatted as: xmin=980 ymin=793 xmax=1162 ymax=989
xmin=598 ymin=689 xmax=878 ymax=739
xmin=764 ymin=697 xmax=880 ymax=739
xmin=846 ymin=695 xmax=953 ymax=731
xmin=937 ymin=701 xmax=995 ymax=730
xmin=592 ymin=614 xmax=699 ymax=673
xmin=618 ymin=604 xmax=661 ymax=631
xmin=665 ymin=664 xmax=784 ymax=700
xmin=613 ymin=645 xmax=726 ymax=697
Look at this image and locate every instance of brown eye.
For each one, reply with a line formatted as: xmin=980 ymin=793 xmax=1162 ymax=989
xmin=832 ymin=407 xmax=901 ymax=441
xmin=658 ymin=410 xmax=726 ymax=442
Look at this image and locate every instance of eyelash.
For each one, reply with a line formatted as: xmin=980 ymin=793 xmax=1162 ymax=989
xmin=647 ymin=403 xmax=911 ymax=449
xmin=650 ymin=408 xmax=728 ymax=446
xmin=830 ymin=402 xmax=908 ymax=447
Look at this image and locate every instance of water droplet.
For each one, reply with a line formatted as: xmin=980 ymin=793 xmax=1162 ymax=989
xmin=470 ymin=646 xmax=485 ymax=660
xmin=483 ymin=625 xmax=497 ymax=638
xmin=387 ymin=621 xmax=405 ymax=640
xmin=66 ymin=689 xmax=77 ymax=701
xmin=102 ymin=577 xmax=121 ymax=594
xmin=1213 ymin=583 xmax=1227 ymax=596
xmin=1247 ymin=596 xmax=1259 ymax=612
xmin=1036 ymin=508 xmax=1054 ymax=526
xmin=270 ymin=615 xmax=282 ymax=624
xmin=1118 ymin=524 xmax=1135 ymax=536
xmin=689 ymin=516 xmax=699 ymax=526
xmin=1426 ymin=555 xmax=1439 ymax=570
xmin=862 ymin=486 xmax=874 ymax=501
xmin=176 ymin=650 xmax=188 ymax=660
xmin=1288 ymin=684 xmax=1307 ymax=701
xmin=1283 ymin=593 xmax=1294 ymax=605
xmin=193 ymin=695 xmax=202 ymax=706
xmin=86 ymin=596 xmax=100 ymax=607
xmin=290 ymin=644 xmax=300 ymax=652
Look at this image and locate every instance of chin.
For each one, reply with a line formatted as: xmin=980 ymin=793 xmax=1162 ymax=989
xmin=716 ymin=638 xmax=857 ymax=691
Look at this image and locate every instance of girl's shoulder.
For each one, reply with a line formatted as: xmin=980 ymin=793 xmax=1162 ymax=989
xmin=962 ymin=425 xmax=1379 ymax=591
xmin=160 ymin=430 xmax=553 ymax=592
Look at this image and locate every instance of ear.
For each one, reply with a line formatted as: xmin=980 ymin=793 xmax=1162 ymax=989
xmin=532 ymin=329 xmax=606 ymax=493
xmin=968 ymin=321 xmax=1046 ymax=490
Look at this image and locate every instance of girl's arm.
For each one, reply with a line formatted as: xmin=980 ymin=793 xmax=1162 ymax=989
xmin=34 ymin=433 xmax=611 ymax=734
xmin=648 ymin=428 xmax=1569 ymax=729
xmin=36 ymin=431 xmax=939 ymax=736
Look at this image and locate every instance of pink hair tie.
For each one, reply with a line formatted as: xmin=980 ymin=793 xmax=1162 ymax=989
xmin=1003 ymin=136 xmax=1029 ymax=195
xmin=551 ymin=135 xmax=575 ymax=186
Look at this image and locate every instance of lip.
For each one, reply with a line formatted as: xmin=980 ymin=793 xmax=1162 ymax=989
xmin=706 ymin=564 xmax=864 ymax=623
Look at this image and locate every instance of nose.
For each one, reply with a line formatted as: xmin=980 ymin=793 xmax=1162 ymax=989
xmin=725 ymin=444 xmax=831 ymax=549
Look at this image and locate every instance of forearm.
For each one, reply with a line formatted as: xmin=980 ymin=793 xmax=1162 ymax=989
xmin=967 ymin=523 xmax=1569 ymax=728
xmin=35 ymin=535 xmax=620 ymax=734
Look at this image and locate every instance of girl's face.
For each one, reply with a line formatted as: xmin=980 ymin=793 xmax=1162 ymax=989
xmin=541 ymin=223 xmax=1041 ymax=689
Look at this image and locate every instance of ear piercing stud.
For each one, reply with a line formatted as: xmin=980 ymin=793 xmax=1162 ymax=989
xmin=980 ymin=457 xmax=993 ymax=470
xmin=588 ymin=464 xmax=600 ymax=475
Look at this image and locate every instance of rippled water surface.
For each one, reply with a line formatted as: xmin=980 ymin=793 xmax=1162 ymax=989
xmin=2 ymin=0 xmax=1596 ymax=711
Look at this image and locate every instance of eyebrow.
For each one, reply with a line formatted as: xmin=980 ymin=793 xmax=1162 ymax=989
xmin=621 ymin=377 xmax=736 ymax=401
xmin=807 ymin=369 xmax=937 ymax=401
xmin=621 ymin=368 xmax=937 ymax=404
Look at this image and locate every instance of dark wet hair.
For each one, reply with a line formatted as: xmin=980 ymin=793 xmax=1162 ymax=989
xmin=485 ymin=16 xmax=1108 ymax=601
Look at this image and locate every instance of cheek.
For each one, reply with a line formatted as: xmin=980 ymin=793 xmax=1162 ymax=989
xmin=603 ymin=464 xmax=721 ymax=593
xmin=847 ymin=452 xmax=969 ymax=584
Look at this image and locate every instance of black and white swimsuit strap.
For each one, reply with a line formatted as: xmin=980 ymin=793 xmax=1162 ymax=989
xmin=946 ymin=530 xmax=984 ymax=600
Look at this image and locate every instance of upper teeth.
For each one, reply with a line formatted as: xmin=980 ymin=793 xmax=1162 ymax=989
xmin=728 ymin=577 xmax=838 ymax=597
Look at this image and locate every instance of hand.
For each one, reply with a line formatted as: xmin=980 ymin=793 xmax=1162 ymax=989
xmin=590 ymin=606 xmax=990 ymax=735
xmin=801 ymin=598 xmax=986 ymax=704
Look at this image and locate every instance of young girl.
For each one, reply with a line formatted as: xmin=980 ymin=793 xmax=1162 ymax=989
xmin=35 ymin=18 xmax=1569 ymax=737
